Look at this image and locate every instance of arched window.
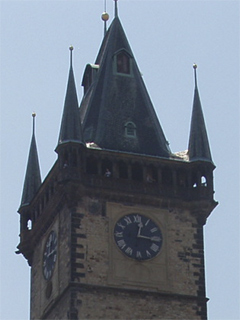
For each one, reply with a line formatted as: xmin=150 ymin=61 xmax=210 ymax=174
xmin=201 ymin=176 xmax=207 ymax=186
xmin=117 ymin=51 xmax=130 ymax=74
xmin=124 ymin=121 xmax=136 ymax=138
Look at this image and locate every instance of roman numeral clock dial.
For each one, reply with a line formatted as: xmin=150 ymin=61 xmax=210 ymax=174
xmin=114 ymin=214 xmax=163 ymax=260
xmin=42 ymin=230 xmax=57 ymax=281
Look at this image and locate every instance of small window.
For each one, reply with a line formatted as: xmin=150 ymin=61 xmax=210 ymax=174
xmin=124 ymin=121 xmax=136 ymax=138
xmin=117 ymin=52 xmax=130 ymax=74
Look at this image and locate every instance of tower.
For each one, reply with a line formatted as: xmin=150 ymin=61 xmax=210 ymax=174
xmin=17 ymin=3 xmax=217 ymax=319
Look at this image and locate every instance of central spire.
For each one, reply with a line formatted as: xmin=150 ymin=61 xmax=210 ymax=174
xmin=114 ymin=0 xmax=118 ymax=17
xmin=80 ymin=15 xmax=170 ymax=158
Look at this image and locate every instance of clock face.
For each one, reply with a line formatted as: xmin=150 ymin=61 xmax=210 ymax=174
xmin=114 ymin=214 xmax=163 ymax=261
xmin=42 ymin=230 xmax=57 ymax=281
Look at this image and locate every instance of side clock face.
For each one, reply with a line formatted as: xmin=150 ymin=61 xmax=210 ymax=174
xmin=42 ymin=230 xmax=57 ymax=281
xmin=114 ymin=214 xmax=163 ymax=261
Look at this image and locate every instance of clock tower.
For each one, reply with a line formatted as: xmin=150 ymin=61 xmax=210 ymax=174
xmin=17 ymin=3 xmax=217 ymax=320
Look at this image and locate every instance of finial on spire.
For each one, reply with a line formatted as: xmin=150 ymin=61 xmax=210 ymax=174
xmin=102 ymin=12 xmax=109 ymax=37
xmin=32 ymin=112 xmax=36 ymax=135
xmin=114 ymin=0 xmax=118 ymax=18
xmin=69 ymin=45 xmax=74 ymax=67
xmin=193 ymin=63 xmax=198 ymax=88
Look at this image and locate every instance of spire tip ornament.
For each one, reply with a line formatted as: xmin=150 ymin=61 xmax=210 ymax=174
xmin=193 ymin=63 xmax=198 ymax=87
xmin=114 ymin=0 xmax=118 ymax=18
xmin=102 ymin=12 xmax=109 ymax=21
xmin=69 ymin=46 xmax=74 ymax=67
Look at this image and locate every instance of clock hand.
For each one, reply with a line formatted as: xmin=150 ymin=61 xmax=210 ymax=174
xmin=137 ymin=222 xmax=143 ymax=237
xmin=137 ymin=235 xmax=151 ymax=240
xmin=137 ymin=235 xmax=161 ymax=242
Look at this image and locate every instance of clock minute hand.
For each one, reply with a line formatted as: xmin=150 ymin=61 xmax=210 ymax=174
xmin=137 ymin=222 xmax=143 ymax=237
xmin=137 ymin=234 xmax=151 ymax=240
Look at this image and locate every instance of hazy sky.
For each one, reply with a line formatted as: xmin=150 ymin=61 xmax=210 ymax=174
xmin=0 ymin=1 xmax=239 ymax=319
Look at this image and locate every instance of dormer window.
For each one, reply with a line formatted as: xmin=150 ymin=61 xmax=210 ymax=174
xmin=117 ymin=52 xmax=130 ymax=74
xmin=113 ymin=50 xmax=132 ymax=76
xmin=124 ymin=121 xmax=136 ymax=138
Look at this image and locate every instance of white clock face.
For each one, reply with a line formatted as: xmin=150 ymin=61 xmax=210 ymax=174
xmin=42 ymin=231 xmax=57 ymax=281
xmin=114 ymin=214 xmax=163 ymax=261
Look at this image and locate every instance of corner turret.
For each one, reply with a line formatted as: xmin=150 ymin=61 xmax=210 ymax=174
xmin=57 ymin=47 xmax=84 ymax=147
xmin=188 ymin=65 xmax=213 ymax=163
xmin=56 ymin=47 xmax=85 ymax=172
xmin=18 ymin=113 xmax=41 ymax=235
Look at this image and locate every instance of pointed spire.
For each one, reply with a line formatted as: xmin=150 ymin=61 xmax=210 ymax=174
xmin=20 ymin=113 xmax=41 ymax=207
xmin=57 ymin=46 xmax=84 ymax=146
xmin=80 ymin=16 xmax=170 ymax=158
xmin=188 ymin=64 xmax=212 ymax=162
xmin=114 ymin=0 xmax=118 ymax=18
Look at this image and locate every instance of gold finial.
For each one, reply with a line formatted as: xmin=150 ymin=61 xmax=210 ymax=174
xmin=32 ymin=112 xmax=36 ymax=118
xmin=102 ymin=12 xmax=109 ymax=21
xmin=193 ymin=63 xmax=197 ymax=69
xmin=69 ymin=45 xmax=74 ymax=51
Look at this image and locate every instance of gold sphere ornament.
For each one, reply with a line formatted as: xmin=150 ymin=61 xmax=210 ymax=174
xmin=193 ymin=64 xmax=197 ymax=69
xmin=101 ymin=12 xmax=109 ymax=21
xmin=32 ymin=112 xmax=36 ymax=118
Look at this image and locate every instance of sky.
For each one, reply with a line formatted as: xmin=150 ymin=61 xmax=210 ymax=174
xmin=0 ymin=0 xmax=239 ymax=319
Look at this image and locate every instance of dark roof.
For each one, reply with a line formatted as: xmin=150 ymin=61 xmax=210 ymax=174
xmin=79 ymin=17 xmax=170 ymax=158
xmin=188 ymin=71 xmax=212 ymax=163
xmin=20 ymin=118 xmax=41 ymax=207
xmin=58 ymin=64 xmax=84 ymax=146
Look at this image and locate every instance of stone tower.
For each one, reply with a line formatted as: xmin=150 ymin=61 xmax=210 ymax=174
xmin=17 ymin=4 xmax=217 ymax=320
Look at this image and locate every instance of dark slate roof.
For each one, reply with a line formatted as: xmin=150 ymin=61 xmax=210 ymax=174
xmin=20 ymin=117 xmax=41 ymax=207
xmin=79 ymin=17 xmax=170 ymax=158
xmin=58 ymin=64 xmax=84 ymax=146
xmin=188 ymin=69 xmax=212 ymax=162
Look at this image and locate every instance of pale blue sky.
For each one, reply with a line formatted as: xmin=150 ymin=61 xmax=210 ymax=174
xmin=0 ymin=1 xmax=239 ymax=319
